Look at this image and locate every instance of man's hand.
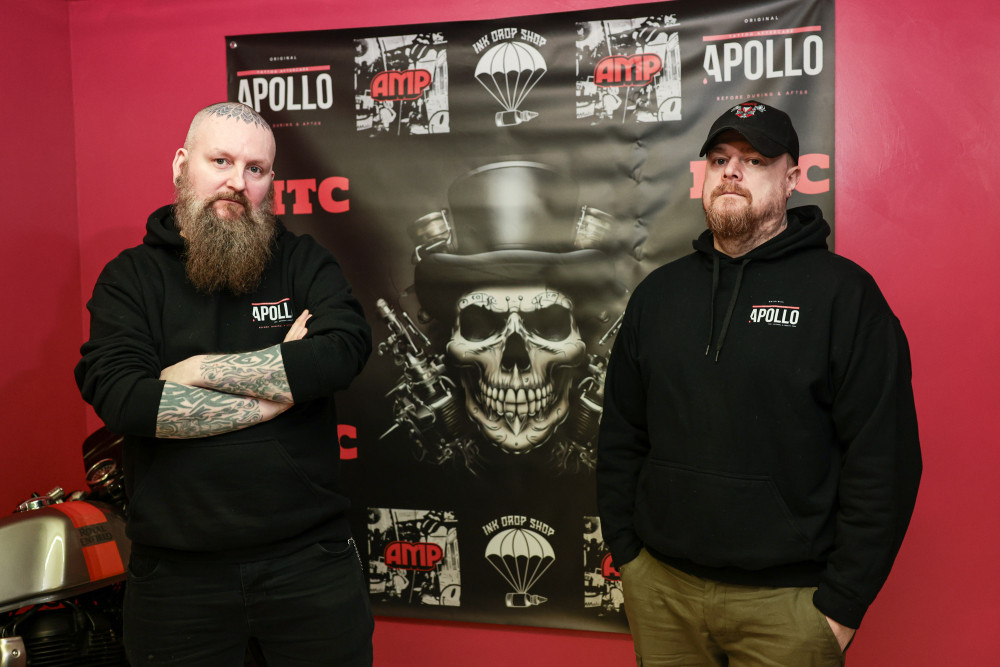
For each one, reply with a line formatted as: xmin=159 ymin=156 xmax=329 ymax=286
xmin=284 ymin=309 xmax=311 ymax=342
xmin=159 ymin=354 xmax=204 ymax=386
xmin=825 ymin=616 xmax=856 ymax=652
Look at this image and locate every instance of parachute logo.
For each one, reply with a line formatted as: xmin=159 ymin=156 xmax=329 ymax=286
xmin=474 ymin=41 xmax=547 ymax=127
xmin=485 ymin=527 xmax=555 ymax=607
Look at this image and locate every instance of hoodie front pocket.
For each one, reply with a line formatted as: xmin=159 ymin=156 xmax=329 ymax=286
xmin=128 ymin=437 xmax=330 ymax=551
xmin=635 ymin=461 xmax=813 ymax=570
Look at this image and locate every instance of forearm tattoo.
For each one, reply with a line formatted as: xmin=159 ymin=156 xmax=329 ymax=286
xmin=156 ymin=383 xmax=264 ymax=439
xmin=199 ymin=344 xmax=293 ymax=403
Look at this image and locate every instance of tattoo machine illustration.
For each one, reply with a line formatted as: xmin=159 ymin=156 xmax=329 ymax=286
xmin=377 ymin=298 xmax=471 ymax=451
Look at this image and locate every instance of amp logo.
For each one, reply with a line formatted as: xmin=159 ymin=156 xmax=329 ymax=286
xmin=371 ymin=69 xmax=433 ymax=101
xmin=594 ymin=54 xmax=663 ymax=87
xmin=384 ymin=541 xmax=444 ymax=571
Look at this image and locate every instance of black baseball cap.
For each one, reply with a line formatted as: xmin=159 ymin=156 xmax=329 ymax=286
xmin=699 ymin=100 xmax=799 ymax=163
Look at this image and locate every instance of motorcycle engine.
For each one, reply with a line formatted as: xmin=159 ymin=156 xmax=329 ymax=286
xmin=1 ymin=586 xmax=127 ymax=667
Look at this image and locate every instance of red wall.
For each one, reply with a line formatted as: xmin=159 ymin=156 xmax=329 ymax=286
xmin=833 ymin=2 xmax=1000 ymax=662
xmin=3 ymin=0 xmax=997 ymax=663
xmin=0 ymin=1 xmax=89 ymax=509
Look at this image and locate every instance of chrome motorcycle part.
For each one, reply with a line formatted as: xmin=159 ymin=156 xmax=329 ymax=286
xmin=85 ymin=459 xmax=117 ymax=490
xmin=0 ymin=637 xmax=26 ymax=667
xmin=0 ymin=502 xmax=129 ymax=615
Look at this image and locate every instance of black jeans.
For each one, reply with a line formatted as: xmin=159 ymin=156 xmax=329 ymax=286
xmin=124 ymin=539 xmax=373 ymax=666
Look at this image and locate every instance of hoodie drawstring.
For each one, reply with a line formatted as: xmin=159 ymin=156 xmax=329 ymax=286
xmin=705 ymin=255 xmax=720 ymax=356
xmin=706 ymin=258 xmax=750 ymax=362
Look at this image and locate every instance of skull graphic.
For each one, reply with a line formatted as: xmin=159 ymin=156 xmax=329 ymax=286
xmin=446 ymin=286 xmax=587 ymax=453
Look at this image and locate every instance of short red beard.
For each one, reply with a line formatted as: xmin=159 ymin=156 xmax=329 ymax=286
xmin=174 ymin=170 xmax=276 ymax=295
xmin=704 ymin=182 xmax=784 ymax=241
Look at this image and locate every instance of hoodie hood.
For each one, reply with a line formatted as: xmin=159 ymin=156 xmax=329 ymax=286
xmin=142 ymin=205 xmax=184 ymax=251
xmin=693 ymin=205 xmax=830 ymax=361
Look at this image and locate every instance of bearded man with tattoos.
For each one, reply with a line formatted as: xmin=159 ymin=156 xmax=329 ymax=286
xmin=75 ymin=102 xmax=373 ymax=666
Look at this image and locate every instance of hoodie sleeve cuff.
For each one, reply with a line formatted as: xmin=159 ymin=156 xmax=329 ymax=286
xmin=608 ymin=536 xmax=643 ymax=572
xmin=102 ymin=377 xmax=164 ymax=438
xmin=812 ymin=585 xmax=866 ymax=629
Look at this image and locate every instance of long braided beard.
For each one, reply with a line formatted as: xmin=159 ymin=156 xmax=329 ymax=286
xmin=174 ymin=170 xmax=276 ymax=295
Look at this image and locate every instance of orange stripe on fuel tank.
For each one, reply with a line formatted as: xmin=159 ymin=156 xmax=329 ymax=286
xmin=51 ymin=501 xmax=125 ymax=582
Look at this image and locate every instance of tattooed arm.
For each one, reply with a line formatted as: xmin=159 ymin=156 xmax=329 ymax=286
xmin=155 ymin=382 xmax=291 ymax=439
xmin=159 ymin=310 xmax=310 ymax=404
xmin=160 ymin=344 xmax=294 ymax=403
xmin=153 ymin=310 xmax=310 ymax=437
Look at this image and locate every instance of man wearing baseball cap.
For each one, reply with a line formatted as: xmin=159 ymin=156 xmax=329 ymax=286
xmin=597 ymin=100 xmax=921 ymax=664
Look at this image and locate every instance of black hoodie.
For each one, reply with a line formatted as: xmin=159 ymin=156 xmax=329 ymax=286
xmin=75 ymin=205 xmax=372 ymax=561
xmin=596 ymin=206 xmax=921 ymax=628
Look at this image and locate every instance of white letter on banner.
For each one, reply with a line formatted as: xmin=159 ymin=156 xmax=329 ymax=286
xmin=253 ymin=78 xmax=268 ymax=111
xmin=285 ymin=76 xmax=301 ymax=111
xmin=300 ymin=75 xmax=316 ymax=110
xmin=784 ymin=37 xmax=802 ymax=76
xmin=744 ymin=40 xmax=764 ymax=80
xmin=703 ymin=45 xmax=721 ymax=82
xmin=722 ymin=42 xmax=742 ymax=82
xmin=766 ymin=39 xmax=783 ymax=78
xmin=237 ymin=79 xmax=253 ymax=109
xmin=269 ymin=77 xmax=286 ymax=111
xmin=317 ymin=73 xmax=333 ymax=109
xmin=803 ymin=35 xmax=823 ymax=75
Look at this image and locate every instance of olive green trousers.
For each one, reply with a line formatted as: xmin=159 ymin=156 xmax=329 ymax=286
xmin=620 ymin=548 xmax=847 ymax=666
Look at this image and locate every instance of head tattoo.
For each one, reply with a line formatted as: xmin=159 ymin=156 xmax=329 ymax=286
xmin=184 ymin=102 xmax=272 ymax=149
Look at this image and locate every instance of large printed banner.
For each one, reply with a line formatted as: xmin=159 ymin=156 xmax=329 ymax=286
xmin=227 ymin=0 xmax=835 ymax=632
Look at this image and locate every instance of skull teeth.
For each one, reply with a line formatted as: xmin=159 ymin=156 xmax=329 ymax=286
xmin=479 ymin=379 xmax=553 ymax=424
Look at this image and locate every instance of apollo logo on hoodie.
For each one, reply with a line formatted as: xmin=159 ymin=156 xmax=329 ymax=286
xmin=749 ymin=302 xmax=800 ymax=327
xmin=252 ymin=297 xmax=296 ymax=328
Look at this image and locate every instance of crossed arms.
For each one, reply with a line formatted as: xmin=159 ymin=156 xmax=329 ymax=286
xmin=155 ymin=310 xmax=310 ymax=439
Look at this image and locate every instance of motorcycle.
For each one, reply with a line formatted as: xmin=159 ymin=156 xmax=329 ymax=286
xmin=0 ymin=428 xmax=130 ymax=667
xmin=0 ymin=430 xmax=275 ymax=667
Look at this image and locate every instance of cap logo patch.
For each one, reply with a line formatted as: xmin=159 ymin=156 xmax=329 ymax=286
xmin=733 ymin=101 xmax=766 ymax=118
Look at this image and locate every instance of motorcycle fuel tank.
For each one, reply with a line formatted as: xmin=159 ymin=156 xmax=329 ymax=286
xmin=0 ymin=501 xmax=130 ymax=614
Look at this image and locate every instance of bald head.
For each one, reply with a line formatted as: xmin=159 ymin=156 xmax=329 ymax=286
xmin=184 ymin=102 xmax=273 ymax=150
